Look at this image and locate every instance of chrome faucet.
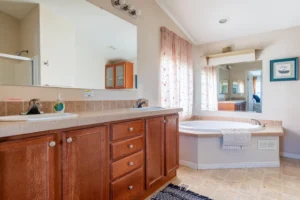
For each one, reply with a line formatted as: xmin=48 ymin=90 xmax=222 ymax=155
xmin=251 ymin=119 xmax=265 ymax=127
xmin=21 ymin=99 xmax=44 ymax=115
xmin=135 ymin=98 xmax=147 ymax=108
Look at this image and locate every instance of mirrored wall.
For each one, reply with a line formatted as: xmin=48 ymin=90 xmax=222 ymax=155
xmin=0 ymin=0 xmax=137 ymax=89
xmin=201 ymin=61 xmax=263 ymax=113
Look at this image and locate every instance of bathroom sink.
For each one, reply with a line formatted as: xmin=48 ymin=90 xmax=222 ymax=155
xmin=0 ymin=113 xmax=78 ymax=122
xmin=131 ymin=107 xmax=165 ymax=111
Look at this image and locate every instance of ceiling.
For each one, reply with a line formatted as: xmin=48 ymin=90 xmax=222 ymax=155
xmin=0 ymin=1 xmax=37 ymax=19
xmin=156 ymin=0 xmax=300 ymax=45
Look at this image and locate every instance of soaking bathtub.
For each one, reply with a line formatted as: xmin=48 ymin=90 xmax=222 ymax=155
xmin=180 ymin=120 xmax=263 ymax=133
xmin=179 ymin=120 xmax=280 ymax=170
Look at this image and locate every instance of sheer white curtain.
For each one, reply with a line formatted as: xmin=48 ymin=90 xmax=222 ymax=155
xmin=201 ymin=66 xmax=218 ymax=111
xmin=160 ymin=27 xmax=193 ymax=119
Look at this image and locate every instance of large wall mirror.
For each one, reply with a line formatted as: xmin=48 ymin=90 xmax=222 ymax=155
xmin=0 ymin=0 xmax=137 ymax=89
xmin=201 ymin=61 xmax=262 ymax=113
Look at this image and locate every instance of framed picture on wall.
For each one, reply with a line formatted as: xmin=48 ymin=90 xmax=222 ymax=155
xmin=270 ymin=57 xmax=299 ymax=81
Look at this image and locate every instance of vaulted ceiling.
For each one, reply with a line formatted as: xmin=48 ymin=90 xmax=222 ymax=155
xmin=156 ymin=0 xmax=300 ymax=45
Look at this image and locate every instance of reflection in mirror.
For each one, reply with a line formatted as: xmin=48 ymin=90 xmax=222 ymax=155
xmin=232 ymin=80 xmax=244 ymax=94
xmin=219 ymin=80 xmax=228 ymax=94
xmin=201 ymin=61 xmax=262 ymax=113
xmin=0 ymin=0 xmax=137 ymax=89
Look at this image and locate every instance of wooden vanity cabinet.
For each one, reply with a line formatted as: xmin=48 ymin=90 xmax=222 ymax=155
xmin=0 ymin=135 xmax=58 ymax=200
xmin=62 ymin=126 xmax=109 ymax=200
xmin=0 ymin=113 xmax=180 ymax=200
xmin=105 ymin=62 xmax=134 ymax=89
xmin=165 ymin=115 xmax=179 ymax=176
xmin=145 ymin=114 xmax=179 ymax=189
xmin=145 ymin=117 xmax=165 ymax=189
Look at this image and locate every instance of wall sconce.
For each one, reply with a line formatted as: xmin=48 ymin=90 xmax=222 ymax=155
xmin=111 ymin=0 xmax=142 ymax=19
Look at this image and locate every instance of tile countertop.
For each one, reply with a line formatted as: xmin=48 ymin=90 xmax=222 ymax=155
xmin=0 ymin=108 xmax=183 ymax=138
xmin=180 ymin=126 xmax=284 ymax=137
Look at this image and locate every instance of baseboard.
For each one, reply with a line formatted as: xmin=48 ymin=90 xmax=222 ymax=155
xmin=179 ymin=160 xmax=198 ymax=170
xmin=281 ymin=152 xmax=300 ymax=160
xmin=197 ymin=161 xmax=280 ymax=170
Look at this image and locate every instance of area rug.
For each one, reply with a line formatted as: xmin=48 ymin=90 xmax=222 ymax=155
xmin=151 ymin=184 xmax=213 ymax=200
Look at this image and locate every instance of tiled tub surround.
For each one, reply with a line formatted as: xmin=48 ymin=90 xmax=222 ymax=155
xmin=0 ymin=100 xmax=148 ymax=116
xmin=179 ymin=116 xmax=284 ymax=170
xmin=0 ymin=107 xmax=181 ymax=138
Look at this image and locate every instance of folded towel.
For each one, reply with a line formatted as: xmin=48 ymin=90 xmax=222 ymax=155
xmin=221 ymin=129 xmax=251 ymax=150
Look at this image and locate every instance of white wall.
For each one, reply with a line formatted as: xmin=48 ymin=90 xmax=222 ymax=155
xmin=75 ymin=46 xmax=107 ymax=89
xmin=39 ymin=5 xmax=76 ymax=87
xmin=194 ymin=26 xmax=300 ymax=155
xmin=20 ymin=5 xmax=40 ymax=58
xmin=0 ymin=11 xmax=20 ymax=54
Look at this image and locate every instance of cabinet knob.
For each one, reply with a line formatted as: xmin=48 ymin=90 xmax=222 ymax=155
xmin=67 ymin=137 xmax=73 ymax=143
xmin=128 ymin=185 xmax=133 ymax=190
xmin=128 ymin=162 xmax=134 ymax=166
xmin=49 ymin=141 xmax=56 ymax=147
xmin=129 ymin=127 xmax=134 ymax=132
xmin=129 ymin=144 xmax=134 ymax=149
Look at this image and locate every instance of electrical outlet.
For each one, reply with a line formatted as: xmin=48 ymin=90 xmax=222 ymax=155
xmin=84 ymin=90 xmax=94 ymax=97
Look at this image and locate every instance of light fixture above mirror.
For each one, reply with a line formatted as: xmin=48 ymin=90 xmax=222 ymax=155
xmin=111 ymin=0 xmax=142 ymax=18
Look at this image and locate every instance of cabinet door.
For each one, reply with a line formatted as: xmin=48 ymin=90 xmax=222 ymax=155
xmin=0 ymin=135 xmax=57 ymax=200
xmin=63 ymin=126 xmax=109 ymax=200
xmin=106 ymin=65 xmax=115 ymax=88
xmin=145 ymin=117 xmax=165 ymax=189
xmin=115 ymin=63 xmax=125 ymax=88
xmin=165 ymin=115 xmax=179 ymax=175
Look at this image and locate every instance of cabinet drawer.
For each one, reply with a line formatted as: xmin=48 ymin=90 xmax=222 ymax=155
xmin=111 ymin=167 xmax=144 ymax=200
xmin=111 ymin=120 xmax=145 ymax=141
xmin=111 ymin=151 xmax=144 ymax=180
xmin=111 ymin=136 xmax=144 ymax=160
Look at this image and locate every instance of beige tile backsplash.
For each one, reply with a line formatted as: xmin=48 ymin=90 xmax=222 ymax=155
xmin=0 ymin=100 xmax=143 ymax=116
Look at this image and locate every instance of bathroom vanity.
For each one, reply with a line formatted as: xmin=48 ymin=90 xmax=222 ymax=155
xmin=0 ymin=108 xmax=181 ymax=200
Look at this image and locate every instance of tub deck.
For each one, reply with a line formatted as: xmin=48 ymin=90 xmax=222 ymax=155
xmin=180 ymin=126 xmax=284 ymax=137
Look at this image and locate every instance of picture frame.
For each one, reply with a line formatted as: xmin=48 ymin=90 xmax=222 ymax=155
xmin=270 ymin=57 xmax=299 ymax=81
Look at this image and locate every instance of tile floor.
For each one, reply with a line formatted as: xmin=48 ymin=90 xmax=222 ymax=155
xmin=147 ymin=157 xmax=300 ymax=200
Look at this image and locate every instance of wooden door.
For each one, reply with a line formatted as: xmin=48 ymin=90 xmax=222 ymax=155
xmin=63 ymin=126 xmax=109 ymax=200
xmin=105 ymin=64 xmax=115 ymax=89
xmin=165 ymin=115 xmax=179 ymax=176
xmin=115 ymin=63 xmax=126 ymax=88
xmin=0 ymin=135 xmax=57 ymax=200
xmin=145 ymin=117 xmax=165 ymax=189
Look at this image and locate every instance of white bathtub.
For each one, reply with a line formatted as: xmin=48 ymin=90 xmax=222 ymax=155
xmin=179 ymin=120 xmax=279 ymax=170
xmin=180 ymin=120 xmax=263 ymax=132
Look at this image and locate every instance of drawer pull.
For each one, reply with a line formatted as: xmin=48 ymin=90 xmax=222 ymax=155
xmin=49 ymin=141 xmax=56 ymax=147
xmin=129 ymin=144 xmax=134 ymax=149
xmin=67 ymin=137 xmax=73 ymax=143
xmin=128 ymin=162 xmax=134 ymax=166
xmin=128 ymin=185 xmax=133 ymax=190
xmin=129 ymin=127 xmax=134 ymax=132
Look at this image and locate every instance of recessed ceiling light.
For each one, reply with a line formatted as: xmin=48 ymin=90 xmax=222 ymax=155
xmin=219 ymin=18 xmax=228 ymax=24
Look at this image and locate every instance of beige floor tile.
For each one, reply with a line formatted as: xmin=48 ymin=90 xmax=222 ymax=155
xmin=282 ymin=165 xmax=300 ymax=177
xmin=226 ymin=170 xmax=247 ymax=182
xmin=212 ymin=188 xmax=238 ymax=200
xmin=148 ymin=157 xmax=300 ymax=199
xmin=239 ymin=177 xmax=263 ymax=196
xmin=283 ymin=187 xmax=300 ymax=198
xmin=280 ymin=193 xmax=300 ymax=200
xmin=247 ymin=168 xmax=265 ymax=181
xmin=236 ymin=193 xmax=258 ymax=200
